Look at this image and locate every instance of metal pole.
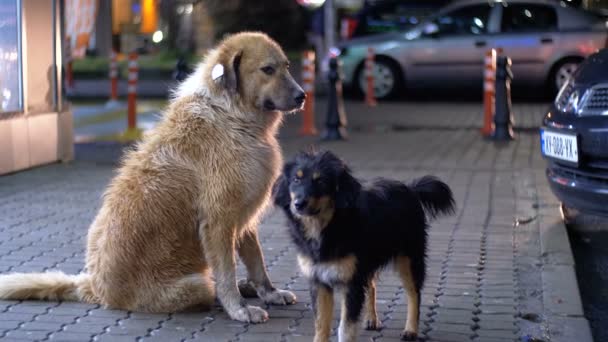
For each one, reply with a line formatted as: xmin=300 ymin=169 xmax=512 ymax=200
xmin=324 ymin=0 xmax=335 ymax=54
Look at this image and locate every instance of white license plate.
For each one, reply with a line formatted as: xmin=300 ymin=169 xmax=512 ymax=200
xmin=541 ymin=129 xmax=578 ymax=163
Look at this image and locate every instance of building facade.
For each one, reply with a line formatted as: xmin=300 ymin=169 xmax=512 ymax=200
xmin=0 ymin=0 xmax=73 ymax=175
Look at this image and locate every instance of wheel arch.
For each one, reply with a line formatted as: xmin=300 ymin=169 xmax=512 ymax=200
xmin=353 ymin=54 xmax=405 ymax=98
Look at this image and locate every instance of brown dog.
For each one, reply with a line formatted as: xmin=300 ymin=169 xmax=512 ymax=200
xmin=0 ymin=32 xmax=304 ymax=323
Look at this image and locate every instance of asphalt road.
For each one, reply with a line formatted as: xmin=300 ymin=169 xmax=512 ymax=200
xmin=568 ymin=212 xmax=608 ymax=342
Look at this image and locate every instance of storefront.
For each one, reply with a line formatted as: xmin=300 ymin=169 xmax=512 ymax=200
xmin=0 ymin=0 xmax=73 ymax=175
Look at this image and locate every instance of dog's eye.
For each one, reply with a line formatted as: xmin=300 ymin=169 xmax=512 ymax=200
xmin=261 ymin=66 xmax=275 ymax=75
xmin=293 ymin=177 xmax=301 ymax=184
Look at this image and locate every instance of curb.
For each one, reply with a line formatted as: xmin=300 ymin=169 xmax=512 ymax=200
xmin=538 ymin=208 xmax=593 ymax=342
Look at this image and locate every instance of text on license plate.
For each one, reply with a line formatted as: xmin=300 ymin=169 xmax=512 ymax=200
xmin=541 ymin=130 xmax=578 ymax=163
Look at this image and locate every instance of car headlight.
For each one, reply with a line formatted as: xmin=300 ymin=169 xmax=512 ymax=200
xmin=555 ymin=78 xmax=583 ymax=114
xmin=555 ymin=85 xmax=590 ymax=116
xmin=564 ymin=89 xmax=580 ymax=113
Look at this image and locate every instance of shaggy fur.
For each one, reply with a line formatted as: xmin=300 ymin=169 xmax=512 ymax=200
xmin=273 ymin=150 xmax=456 ymax=341
xmin=0 ymin=32 xmax=305 ymax=323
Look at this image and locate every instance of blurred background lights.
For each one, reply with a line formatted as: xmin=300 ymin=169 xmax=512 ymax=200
xmin=152 ymin=30 xmax=163 ymax=43
xmin=296 ymin=0 xmax=326 ymax=10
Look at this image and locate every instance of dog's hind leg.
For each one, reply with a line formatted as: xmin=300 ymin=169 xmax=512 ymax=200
xmin=311 ymin=282 xmax=334 ymax=342
xmin=339 ymin=280 xmax=366 ymax=342
xmin=141 ymin=271 xmax=216 ymax=313
xmin=396 ymin=256 xmax=422 ymax=341
xmin=364 ymin=275 xmax=382 ymax=330
xmin=237 ymin=228 xmax=297 ymax=305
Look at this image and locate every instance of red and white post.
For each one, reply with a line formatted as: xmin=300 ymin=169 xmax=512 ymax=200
xmin=127 ymin=52 xmax=138 ymax=133
xmin=299 ymin=50 xmax=317 ymax=136
xmin=365 ymin=47 xmax=377 ymax=107
xmin=106 ymin=49 xmax=120 ymax=107
xmin=481 ymin=49 xmax=497 ymax=137
xmin=65 ymin=36 xmax=74 ymax=90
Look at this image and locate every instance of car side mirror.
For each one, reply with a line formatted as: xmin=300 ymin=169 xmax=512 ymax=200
xmin=423 ymin=22 xmax=440 ymax=38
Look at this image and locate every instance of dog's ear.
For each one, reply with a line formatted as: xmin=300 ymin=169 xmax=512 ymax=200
xmin=213 ymin=50 xmax=242 ymax=94
xmin=335 ymin=165 xmax=361 ymax=209
xmin=272 ymin=161 xmax=295 ymax=207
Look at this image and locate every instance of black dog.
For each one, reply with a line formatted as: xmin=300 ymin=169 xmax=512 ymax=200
xmin=273 ymin=150 xmax=455 ymax=342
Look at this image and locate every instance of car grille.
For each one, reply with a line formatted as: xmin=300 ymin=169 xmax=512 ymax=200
xmin=581 ymin=84 xmax=608 ymax=116
xmin=555 ymin=82 xmax=575 ymax=110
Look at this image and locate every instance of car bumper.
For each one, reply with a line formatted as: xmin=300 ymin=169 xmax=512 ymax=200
xmin=543 ymin=105 xmax=608 ymax=216
xmin=546 ymin=165 xmax=608 ymax=216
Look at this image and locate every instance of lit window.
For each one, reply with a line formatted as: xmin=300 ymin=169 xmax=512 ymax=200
xmin=0 ymin=0 xmax=22 ymax=113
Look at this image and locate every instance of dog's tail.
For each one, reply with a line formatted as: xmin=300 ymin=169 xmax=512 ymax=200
xmin=410 ymin=176 xmax=456 ymax=220
xmin=0 ymin=271 xmax=98 ymax=303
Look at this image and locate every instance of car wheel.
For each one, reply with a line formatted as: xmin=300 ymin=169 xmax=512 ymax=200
xmin=550 ymin=59 xmax=581 ymax=94
xmin=357 ymin=57 xmax=402 ymax=100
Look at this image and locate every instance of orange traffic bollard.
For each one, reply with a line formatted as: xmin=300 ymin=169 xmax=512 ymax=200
xmin=365 ymin=47 xmax=377 ymax=107
xmin=481 ymin=49 xmax=497 ymax=137
xmin=65 ymin=36 xmax=74 ymax=90
xmin=110 ymin=50 xmax=118 ymax=102
xmin=127 ymin=52 xmax=138 ymax=132
xmin=299 ymin=50 xmax=318 ymax=136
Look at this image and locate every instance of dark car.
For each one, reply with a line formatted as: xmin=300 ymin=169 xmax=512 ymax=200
xmin=541 ymin=48 xmax=608 ymax=216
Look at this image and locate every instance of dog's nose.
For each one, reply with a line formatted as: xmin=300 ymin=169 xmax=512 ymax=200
xmin=294 ymin=198 xmax=308 ymax=211
xmin=294 ymin=91 xmax=306 ymax=105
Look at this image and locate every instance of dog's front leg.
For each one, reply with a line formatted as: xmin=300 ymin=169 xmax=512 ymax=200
xmin=237 ymin=228 xmax=296 ymax=305
xmin=201 ymin=224 xmax=268 ymax=323
xmin=339 ymin=281 xmax=366 ymax=342
xmin=312 ymin=282 xmax=334 ymax=342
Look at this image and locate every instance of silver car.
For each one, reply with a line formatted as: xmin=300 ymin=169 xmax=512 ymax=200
xmin=338 ymin=0 xmax=608 ymax=99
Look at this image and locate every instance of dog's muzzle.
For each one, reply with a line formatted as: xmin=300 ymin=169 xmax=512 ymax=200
xmin=292 ymin=198 xmax=320 ymax=216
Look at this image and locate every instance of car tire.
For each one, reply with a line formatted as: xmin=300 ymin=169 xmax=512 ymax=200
xmin=356 ymin=57 xmax=403 ymax=100
xmin=549 ymin=58 xmax=582 ymax=95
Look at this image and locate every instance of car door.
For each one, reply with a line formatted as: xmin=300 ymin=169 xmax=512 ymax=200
xmin=490 ymin=3 xmax=559 ymax=87
xmin=406 ymin=3 xmax=498 ymax=88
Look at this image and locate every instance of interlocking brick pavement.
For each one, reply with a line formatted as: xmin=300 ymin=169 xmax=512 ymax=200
xmin=0 ymin=100 xmax=586 ymax=341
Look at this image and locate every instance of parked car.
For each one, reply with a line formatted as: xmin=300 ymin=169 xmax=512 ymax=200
xmin=338 ymin=0 xmax=608 ymax=99
xmin=541 ymin=48 xmax=608 ymax=216
xmin=345 ymin=0 xmax=450 ymax=39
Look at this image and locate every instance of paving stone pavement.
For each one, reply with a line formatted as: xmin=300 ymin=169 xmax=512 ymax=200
xmin=0 ymin=100 xmax=586 ymax=342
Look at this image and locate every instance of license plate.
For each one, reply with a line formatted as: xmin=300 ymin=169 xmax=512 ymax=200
xmin=541 ymin=129 xmax=579 ymax=163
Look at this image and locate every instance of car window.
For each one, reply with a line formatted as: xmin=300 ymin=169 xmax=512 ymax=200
xmin=433 ymin=5 xmax=492 ymax=36
xmin=501 ymin=4 xmax=558 ymax=32
xmin=355 ymin=2 xmax=447 ymax=36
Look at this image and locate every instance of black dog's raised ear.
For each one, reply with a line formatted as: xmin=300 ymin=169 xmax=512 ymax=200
xmin=272 ymin=161 xmax=295 ymax=207
xmin=212 ymin=51 xmax=242 ymax=94
xmin=335 ymin=166 xmax=361 ymax=208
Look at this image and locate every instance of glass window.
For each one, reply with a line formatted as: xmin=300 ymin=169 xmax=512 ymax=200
xmin=501 ymin=4 xmax=558 ymax=32
xmin=0 ymin=0 xmax=22 ymax=113
xmin=434 ymin=5 xmax=492 ymax=36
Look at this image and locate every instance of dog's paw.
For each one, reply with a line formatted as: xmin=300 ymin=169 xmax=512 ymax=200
xmin=237 ymin=279 xmax=258 ymax=298
xmin=365 ymin=318 xmax=383 ymax=331
xmin=262 ymin=288 xmax=297 ymax=305
xmin=231 ymin=305 xmax=269 ymax=324
xmin=400 ymin=330 xmax=418 ymax=341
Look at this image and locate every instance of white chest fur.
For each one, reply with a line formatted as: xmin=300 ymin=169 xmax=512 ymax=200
xmin=297 ymin=254 xmax=357 ymax=285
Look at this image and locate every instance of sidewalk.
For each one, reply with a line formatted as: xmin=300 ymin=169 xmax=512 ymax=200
xmin=0 ymin=99 xmax=589 ymax=342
